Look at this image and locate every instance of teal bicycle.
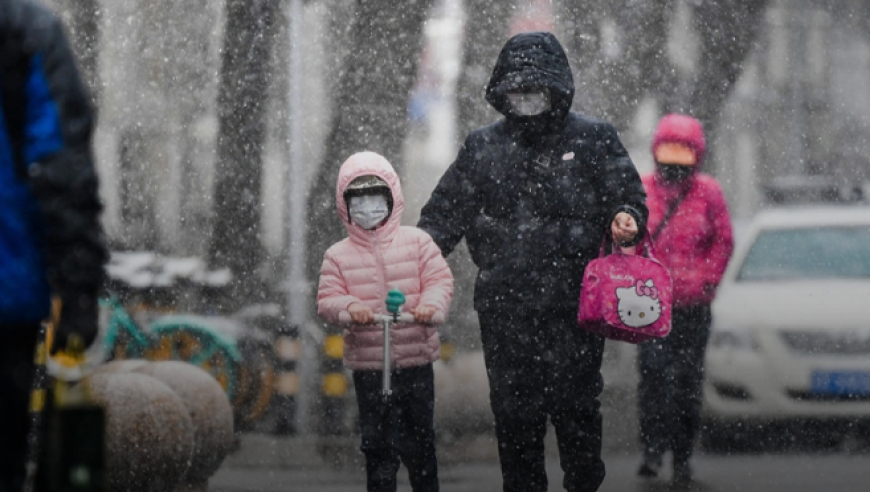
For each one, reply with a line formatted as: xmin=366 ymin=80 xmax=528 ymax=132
xmin=101 ymin=296 xmax=243 ymax=399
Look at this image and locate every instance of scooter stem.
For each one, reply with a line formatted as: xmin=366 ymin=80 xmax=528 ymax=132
xmin=382 ymin=288 xmax=404 ymax=400
xmin=382 ymin=316 xmax=392 ymax=399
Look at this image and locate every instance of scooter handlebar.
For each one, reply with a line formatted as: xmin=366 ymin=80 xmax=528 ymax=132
xmin=337 ymin=311 xmax=444 ymax=326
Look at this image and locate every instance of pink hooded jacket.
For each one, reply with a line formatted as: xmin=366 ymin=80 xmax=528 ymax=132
xmin=316 ymin=151 xmax=454 ymax=371
xmin=642 ymin=114 xmax=734 ymax=307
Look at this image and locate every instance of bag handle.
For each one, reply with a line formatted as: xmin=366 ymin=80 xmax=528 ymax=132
xmin=599 ymin=226 xmax=658 ymax=259
xmin=651 ymin=183 xmax=692 ymax=242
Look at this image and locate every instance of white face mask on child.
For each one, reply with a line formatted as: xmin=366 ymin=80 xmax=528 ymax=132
xmin=348 ymin=194 xmax=389 ymax=230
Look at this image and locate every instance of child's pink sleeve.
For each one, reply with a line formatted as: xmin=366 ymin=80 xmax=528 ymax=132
xmin=316 ymin=251 xmax=359 ymax=324
xmin=417 ymin=235 xmax=454 ymax=314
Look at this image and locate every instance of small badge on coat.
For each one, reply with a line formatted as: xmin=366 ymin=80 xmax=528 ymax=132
xmin=533 ymin=154 xmax=552 ymax=169
xmin=562 ymin=152 xmax=575 ymax=160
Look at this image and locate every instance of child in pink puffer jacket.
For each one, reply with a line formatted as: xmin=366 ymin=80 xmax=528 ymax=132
xmin=317 ymin=151 xmax=453 ymax=492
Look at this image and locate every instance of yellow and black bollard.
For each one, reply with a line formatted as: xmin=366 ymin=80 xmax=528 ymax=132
xmin=23 ymin=323 xmax=48 ymax=492
xmin=319 ymin=332 xmax=349 ymax=435
xmin=272 ymin=324 xmax=300 ymax=435
xmin=48 ymin=339 xmax=106 ymax=492
xmin=440 ymin=336 xmax=456 ymax=364
xmin=25 ymin=298 xmax=107 ymax=492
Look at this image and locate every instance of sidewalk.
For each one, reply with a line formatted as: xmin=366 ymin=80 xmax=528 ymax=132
xmin=221 ymin=432 xmax=507 ymax=470
xmin=222 ymin=419 xmax=637 ymax=472
xmin=213 ymin=349 xmax=643 ymax=490
xmin=222 ymin=376 xmax=641 ymax=469
xmin=214 ymin=432 xmax=641 ymax=492
xmin=213 ymin=434 xmax=870 ymax=492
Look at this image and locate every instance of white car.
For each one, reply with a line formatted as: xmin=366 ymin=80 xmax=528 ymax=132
xmin=702 ymin=206 xmax=870 ymax=450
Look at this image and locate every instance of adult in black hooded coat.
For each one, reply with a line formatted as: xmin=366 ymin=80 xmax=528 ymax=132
xmin=418 ymin=32 xmax=648 ymax=492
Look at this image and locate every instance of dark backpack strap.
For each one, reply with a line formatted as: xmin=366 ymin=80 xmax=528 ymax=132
xmin=651 ymin=183 xmax=692 ymax=242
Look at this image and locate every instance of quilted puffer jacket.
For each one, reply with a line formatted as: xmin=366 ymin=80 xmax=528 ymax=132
xmin=317 ymin=151 xmax=454 ymax=370
xmin=642 ymin=172 xmax=733 ymax=307
xmin=643 ymin=114 xmax=734 ymax=307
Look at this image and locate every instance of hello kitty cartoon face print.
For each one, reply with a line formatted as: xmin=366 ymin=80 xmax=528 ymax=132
xmin=616 ymin=279 xmax=662 ymax=328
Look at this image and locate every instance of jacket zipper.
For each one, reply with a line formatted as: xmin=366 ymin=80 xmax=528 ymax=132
xmin=372 ymin=229 xmax=391 ymax=368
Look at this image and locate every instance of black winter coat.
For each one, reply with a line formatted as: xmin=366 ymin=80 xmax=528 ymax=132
xmin=418 ymin=32 xmax=647 ymax=314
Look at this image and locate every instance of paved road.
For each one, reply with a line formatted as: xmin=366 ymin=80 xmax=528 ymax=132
xmin=209 ymin=434 xmax=870 ymax=492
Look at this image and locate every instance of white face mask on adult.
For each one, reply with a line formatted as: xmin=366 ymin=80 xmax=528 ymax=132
xmin=348 ymin=194 xmax=390 ymax=230
xmin=507 ymin=90 xmax=551 ymax=116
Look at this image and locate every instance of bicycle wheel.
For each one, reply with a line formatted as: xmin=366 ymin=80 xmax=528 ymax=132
xmin=100 ymin=297 xmax=152 ymax=361
xmin=233 ymin=337 xmax=277 ymax=430
xmin=147 ymin=316 xmax=243 ymax=400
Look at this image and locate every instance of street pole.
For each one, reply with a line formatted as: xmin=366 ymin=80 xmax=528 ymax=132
xmin=285 ymin=0 xmax=314 ymax=435
xmin=786 ymin=0 xmax=807 ymax=176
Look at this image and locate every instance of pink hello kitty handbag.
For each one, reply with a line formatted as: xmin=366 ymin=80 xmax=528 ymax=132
xmin=577 ymin=234 xmax=672 ymax=343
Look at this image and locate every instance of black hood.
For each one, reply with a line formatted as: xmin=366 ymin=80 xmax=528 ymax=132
xmin=485 ymin=32 xmax=575 ymax=124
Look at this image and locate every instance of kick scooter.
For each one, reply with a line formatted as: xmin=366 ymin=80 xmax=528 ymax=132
xmin=338 ymin=289 xmax=443 ymax=483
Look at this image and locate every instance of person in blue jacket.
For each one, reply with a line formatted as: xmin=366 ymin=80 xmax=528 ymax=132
xmin=0 ymin=0 xmax=107 ymax=490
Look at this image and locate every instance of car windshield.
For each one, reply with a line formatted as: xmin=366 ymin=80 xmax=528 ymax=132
xmin=737 ymin=226 xmax=870 ymax=281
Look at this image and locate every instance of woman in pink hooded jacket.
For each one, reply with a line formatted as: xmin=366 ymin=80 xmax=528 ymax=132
xmin=317 ymin=151 xmax=453 ymax=492
xmin=636 ymin=114 xmax=734 ymax=486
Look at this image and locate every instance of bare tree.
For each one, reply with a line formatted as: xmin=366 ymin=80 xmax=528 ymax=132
xmin=52 ymin=0 xmax=102 ymax=104
xmin=209 ymin=0 xmax=281 ymax=309
xmin=457 ymin=0 xmax=770 ymax=152
xmin=304 ymin=0 xmax=434 ymax=280
xmin=454 ymin=0 xmax=514 ymax=139
xmin=686 ymin=0 xmax=771 ymax=142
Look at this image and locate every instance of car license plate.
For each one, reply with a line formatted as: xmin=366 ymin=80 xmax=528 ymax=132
xmin=811 ymin=371 xmax=870 ymax=396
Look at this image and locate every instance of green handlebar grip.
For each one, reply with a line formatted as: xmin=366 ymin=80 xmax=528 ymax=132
xmin=385 ymin=289 xmax=405 ymax=314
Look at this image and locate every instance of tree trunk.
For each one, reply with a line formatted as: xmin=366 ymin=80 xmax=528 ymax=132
xmin=454 ymin=0 xmax=513 ymax=140
xmin=305 ymin=0 xmax=434 ymax=281
xmin=562 ymin=0 xmax=769 ymax=152
xmin=210 ymin=0 xmax=281 ymax=310
xmin=52 ymin=0 xmax=102 ymax=105
xmin=687 ymin=0 xmax=772 ymax=142
xmin=553 ymin=0 xmax=610 ymax=118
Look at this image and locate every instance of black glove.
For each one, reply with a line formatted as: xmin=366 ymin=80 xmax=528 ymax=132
xmin=52 ymin=294 xmax=99 ymax=355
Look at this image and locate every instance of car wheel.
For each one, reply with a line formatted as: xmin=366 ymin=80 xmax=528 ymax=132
xmin=787 ymin=419 xmax=847 ymax=452
xmin=854 ymin=419 xmax=870 ymax=453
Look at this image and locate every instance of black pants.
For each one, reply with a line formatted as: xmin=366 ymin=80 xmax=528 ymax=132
xmin=353 ymin=363 xmax=438 ymax=492
xmin=637 ymin=304 xmax=712 ymax=466
xmin=0 ymin=325 xmax=39 ymax=492
xmin=478 ymin=309 xmax=606 ymax=492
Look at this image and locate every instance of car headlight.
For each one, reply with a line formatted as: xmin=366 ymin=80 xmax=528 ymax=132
xmin=709 ymin=326 xmax=760 ymax=351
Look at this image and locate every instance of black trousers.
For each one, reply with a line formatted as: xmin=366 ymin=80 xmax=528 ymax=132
xmin=478 ymin=309 xmax=606 ymax=492
xmin=0 ymin=325 xmax=39 ymax=492
xmin=353 ymin=363 xmax=438 ymax=492
xmin=637 ymin=304 xmax=712 ymax=466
